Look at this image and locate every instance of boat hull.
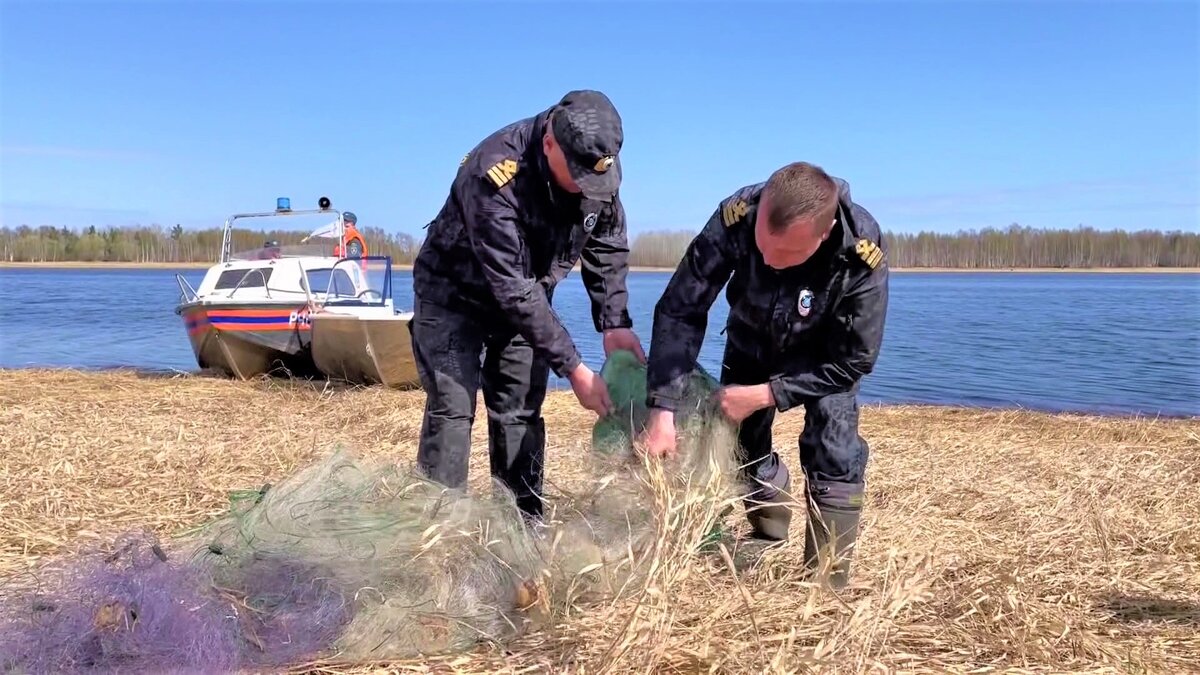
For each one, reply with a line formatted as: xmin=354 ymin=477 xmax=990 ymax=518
xmin=180 ymin=303 xmax=320 ymax=380
xmin=310 ymin=311 xmax=420 ymax=389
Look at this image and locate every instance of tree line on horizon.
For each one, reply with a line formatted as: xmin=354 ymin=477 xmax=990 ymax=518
xmin=1 ymin=223 xmax=1197 ymax=269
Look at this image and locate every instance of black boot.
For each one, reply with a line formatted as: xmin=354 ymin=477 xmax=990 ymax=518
xmin=744 ymin=460 xmax=792 ymax=541
xmin=802 ymin=479 xmax=864 ymax=590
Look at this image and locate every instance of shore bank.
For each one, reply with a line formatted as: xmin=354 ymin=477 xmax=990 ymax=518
xmin=1 ymin=368 xmax=1196 ymax=673
xmin=0 ymin=260 xmax=678 ymax=273
xmin=3 ymin=260 xmax=1199 ymax=274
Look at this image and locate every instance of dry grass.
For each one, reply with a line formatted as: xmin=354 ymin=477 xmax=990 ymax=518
xmin=1 ymin=368 xmax=1197 ymax=674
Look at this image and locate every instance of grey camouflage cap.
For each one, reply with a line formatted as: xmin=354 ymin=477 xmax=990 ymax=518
xmin=551 ymin=90 xmax=623 ymax=201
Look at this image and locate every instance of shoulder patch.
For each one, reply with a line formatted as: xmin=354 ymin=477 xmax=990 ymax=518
xmin=855 ymin=238 xmax=885 ymax=270
xmin=484 ymin=159 xmax=519 ymax=189
xmin=459 ymin=152 xmax=470 ymax=166
xmin=721 ymin=198 xmax=749 ymax=228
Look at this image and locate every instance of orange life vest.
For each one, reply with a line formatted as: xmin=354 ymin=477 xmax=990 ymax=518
xmin=334 ymin=228 xmax=368 ymax=258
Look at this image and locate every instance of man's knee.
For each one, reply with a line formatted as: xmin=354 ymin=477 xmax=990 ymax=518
xmin=422 ymin=379 xmax=476 ymax=423
xmin=720 ymin=340 xmax=776 ymax=471
xmin=799 ymin=390 xmax=868 ymax=484
xmin=487 ymin=383 xmax=547 ymax=425
xmin=738 ymin=407 xmax=781 ymax=474
xmin=483 ymin=335 xmax=549 ymax=426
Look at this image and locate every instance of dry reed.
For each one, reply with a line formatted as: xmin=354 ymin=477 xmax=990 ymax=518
xmin=1 ymin=368 xmax=1197 ymax=673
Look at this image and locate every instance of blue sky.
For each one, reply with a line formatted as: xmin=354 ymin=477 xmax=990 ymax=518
xmin=1 ymin=0 xmax=1197 ymax=237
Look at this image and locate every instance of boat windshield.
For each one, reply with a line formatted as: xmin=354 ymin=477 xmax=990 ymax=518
xmin=230 ymin=242 xmax=336 ymax=261
xmin=311 ymin=256 xmax=392 ymax=306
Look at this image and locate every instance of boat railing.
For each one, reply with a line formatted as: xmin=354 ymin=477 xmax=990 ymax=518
xmin=227 ymin=268 xmax=274 ymax=300
xmin=300 ymin=259 xmax=316 ymax=309
xmin=220 ymin=203 xmax=344 ymax=264
xmin=174 ymin=274 xmax=199 ymax=305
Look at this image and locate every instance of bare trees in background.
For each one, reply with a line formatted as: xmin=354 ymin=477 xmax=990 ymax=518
xmin=0 ymin=225 xmax=421 ymax=265
xmin=627 ymin=224 xmax=1200 ymax=269
xmin=627 ymin=230 xmax=697 ymax=268
xmin=882 ymin=224 xmax=1200 ymax=269
xmin=1 ymin=223 xmax=1197 ymax=269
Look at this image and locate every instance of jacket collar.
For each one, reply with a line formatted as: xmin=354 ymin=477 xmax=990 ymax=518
xmin=525 ymin=110 xmax=552 ymax=181
xmin=832 ymin=179 xmax=861 ymax=266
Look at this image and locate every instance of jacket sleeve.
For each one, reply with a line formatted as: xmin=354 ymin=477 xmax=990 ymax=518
xmin=461 ymin=175 xmax=583 ymax=378
xmin=579 ymin=194 xmax=633 ymax=332
xmin=645 ymin=208 xmax=737 ymax=412
xmin=768 ymin=261 xmax=889 ymax=411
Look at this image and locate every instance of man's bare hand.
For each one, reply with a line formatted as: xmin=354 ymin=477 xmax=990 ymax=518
xmin=714 ymin=384 xmax=775 ymax=423
xmin=638 ymin=408 xmax=677 ymax=458
xmin=602 ymin=328 xmax=646 ymax=364
xmin=568 ymin=363 xmax=614 ymax=416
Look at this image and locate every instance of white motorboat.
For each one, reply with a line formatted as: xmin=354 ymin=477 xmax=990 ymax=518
xmin=173 ymin=197 xmax=420 ymax=388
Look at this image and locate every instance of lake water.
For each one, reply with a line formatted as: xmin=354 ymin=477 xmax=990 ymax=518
xmin=0 ymin=267 xmax=1197 ymax=418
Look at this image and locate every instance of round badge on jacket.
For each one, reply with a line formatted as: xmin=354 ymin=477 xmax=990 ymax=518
xmin=798 ymin=289 xmax=814 ymax=317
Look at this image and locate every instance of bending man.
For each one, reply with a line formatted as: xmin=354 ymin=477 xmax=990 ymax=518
xmin=411 ymin=90 xmax=645 ymax=521
xmin=640 ymin=161 xmax=889 ymax=588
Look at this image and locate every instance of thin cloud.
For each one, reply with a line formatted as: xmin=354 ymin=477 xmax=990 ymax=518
xmin=0 ymin=145 xmax=159 ymax=161
xmin=0 ymin=200 xmax=155 ymax=226
xmin=872 ymin=170 xmax=1199 ymax=220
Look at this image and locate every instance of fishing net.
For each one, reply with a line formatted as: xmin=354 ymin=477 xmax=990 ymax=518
xmin=188 ymin=453 xmax=544 ymax=661
xmin=0 ymin=349 xmax=742 ymax=672
xmin=540 ymin=349 xmax=742 ymax=606
xmin=0 ymin=531 xmax=241 ymax=675
xmin=591 ymin=348 xmax=736 ymax=466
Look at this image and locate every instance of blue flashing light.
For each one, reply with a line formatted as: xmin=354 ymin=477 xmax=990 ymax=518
xmin=276 ymin=197 xmax=291 ymax=212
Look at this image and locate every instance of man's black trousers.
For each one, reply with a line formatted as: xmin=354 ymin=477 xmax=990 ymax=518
xmin=408 ymin=296 xmax=550 ymax=519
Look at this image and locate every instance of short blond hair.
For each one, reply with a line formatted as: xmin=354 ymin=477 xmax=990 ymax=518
xmin=763 ymin=162 xmax=839 ymax=234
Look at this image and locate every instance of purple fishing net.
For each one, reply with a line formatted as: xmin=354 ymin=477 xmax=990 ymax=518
xmin=215 ymin=553 xmax=354 ymax=667
xmin=0 ymin=532 xmax=241 ymax=675
xmin=0 ymin=532 xmax=357 ymax=673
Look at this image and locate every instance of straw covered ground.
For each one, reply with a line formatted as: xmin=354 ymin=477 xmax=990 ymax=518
xmin=1 ymin=368 xmax=1197 ymax=674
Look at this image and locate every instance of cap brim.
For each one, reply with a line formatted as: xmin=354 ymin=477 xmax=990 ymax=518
xmin=567 ymin=154 xmax=621 ymax=201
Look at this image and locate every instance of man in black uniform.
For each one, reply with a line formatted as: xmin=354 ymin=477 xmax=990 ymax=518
xmin=410 ymin=90 xmax=645 ymax=520
xmin=639 ymin=161 xmax=889 ymax=588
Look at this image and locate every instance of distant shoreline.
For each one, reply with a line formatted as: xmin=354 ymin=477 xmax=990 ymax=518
xmin=2 ymin=261 xmax=1198 ymax=274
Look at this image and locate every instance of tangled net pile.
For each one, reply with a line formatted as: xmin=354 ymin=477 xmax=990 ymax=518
xmin=0 ymin=350 xmax=743 ymax=673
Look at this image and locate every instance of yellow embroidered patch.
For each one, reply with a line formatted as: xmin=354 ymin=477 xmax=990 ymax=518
xmin=856 ymin=238 xmax=884 ymax=269
xmin=485 ymin=159 xmax=519 ymax=188
xmin=721 ymin=199 xmax=748 ymax=227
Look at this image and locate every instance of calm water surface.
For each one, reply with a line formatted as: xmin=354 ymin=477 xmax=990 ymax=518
xmin=0 ymin=267 xmax=1196 ymax=417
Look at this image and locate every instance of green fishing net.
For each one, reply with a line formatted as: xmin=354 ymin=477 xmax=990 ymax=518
xmin=591 ymin=348 xmax=727 ymax=458
xmin=541 ymin=349 xmax=741 ymax=600
xmin=125 ymin=348 xmax=744 ymax=667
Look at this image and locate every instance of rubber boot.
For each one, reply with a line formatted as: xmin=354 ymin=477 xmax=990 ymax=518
xmin=803 ymin=479 xmax=864 ymax=590
xmin=744 ymin=460 xmax=793 ymax=541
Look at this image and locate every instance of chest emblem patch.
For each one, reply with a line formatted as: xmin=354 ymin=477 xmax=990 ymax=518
xmin=798 ymin=288 xmax=814 ymax=317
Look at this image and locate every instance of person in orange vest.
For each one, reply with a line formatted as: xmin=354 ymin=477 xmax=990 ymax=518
xmin=335 ymin=211 xmax=368 ymax=258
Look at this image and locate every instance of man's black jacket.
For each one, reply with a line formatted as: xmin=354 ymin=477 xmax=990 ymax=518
xmin=645 ymin=178 xmax=890 ymax=413
xmin=412 ymin=109 xmax=633 ymax=378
